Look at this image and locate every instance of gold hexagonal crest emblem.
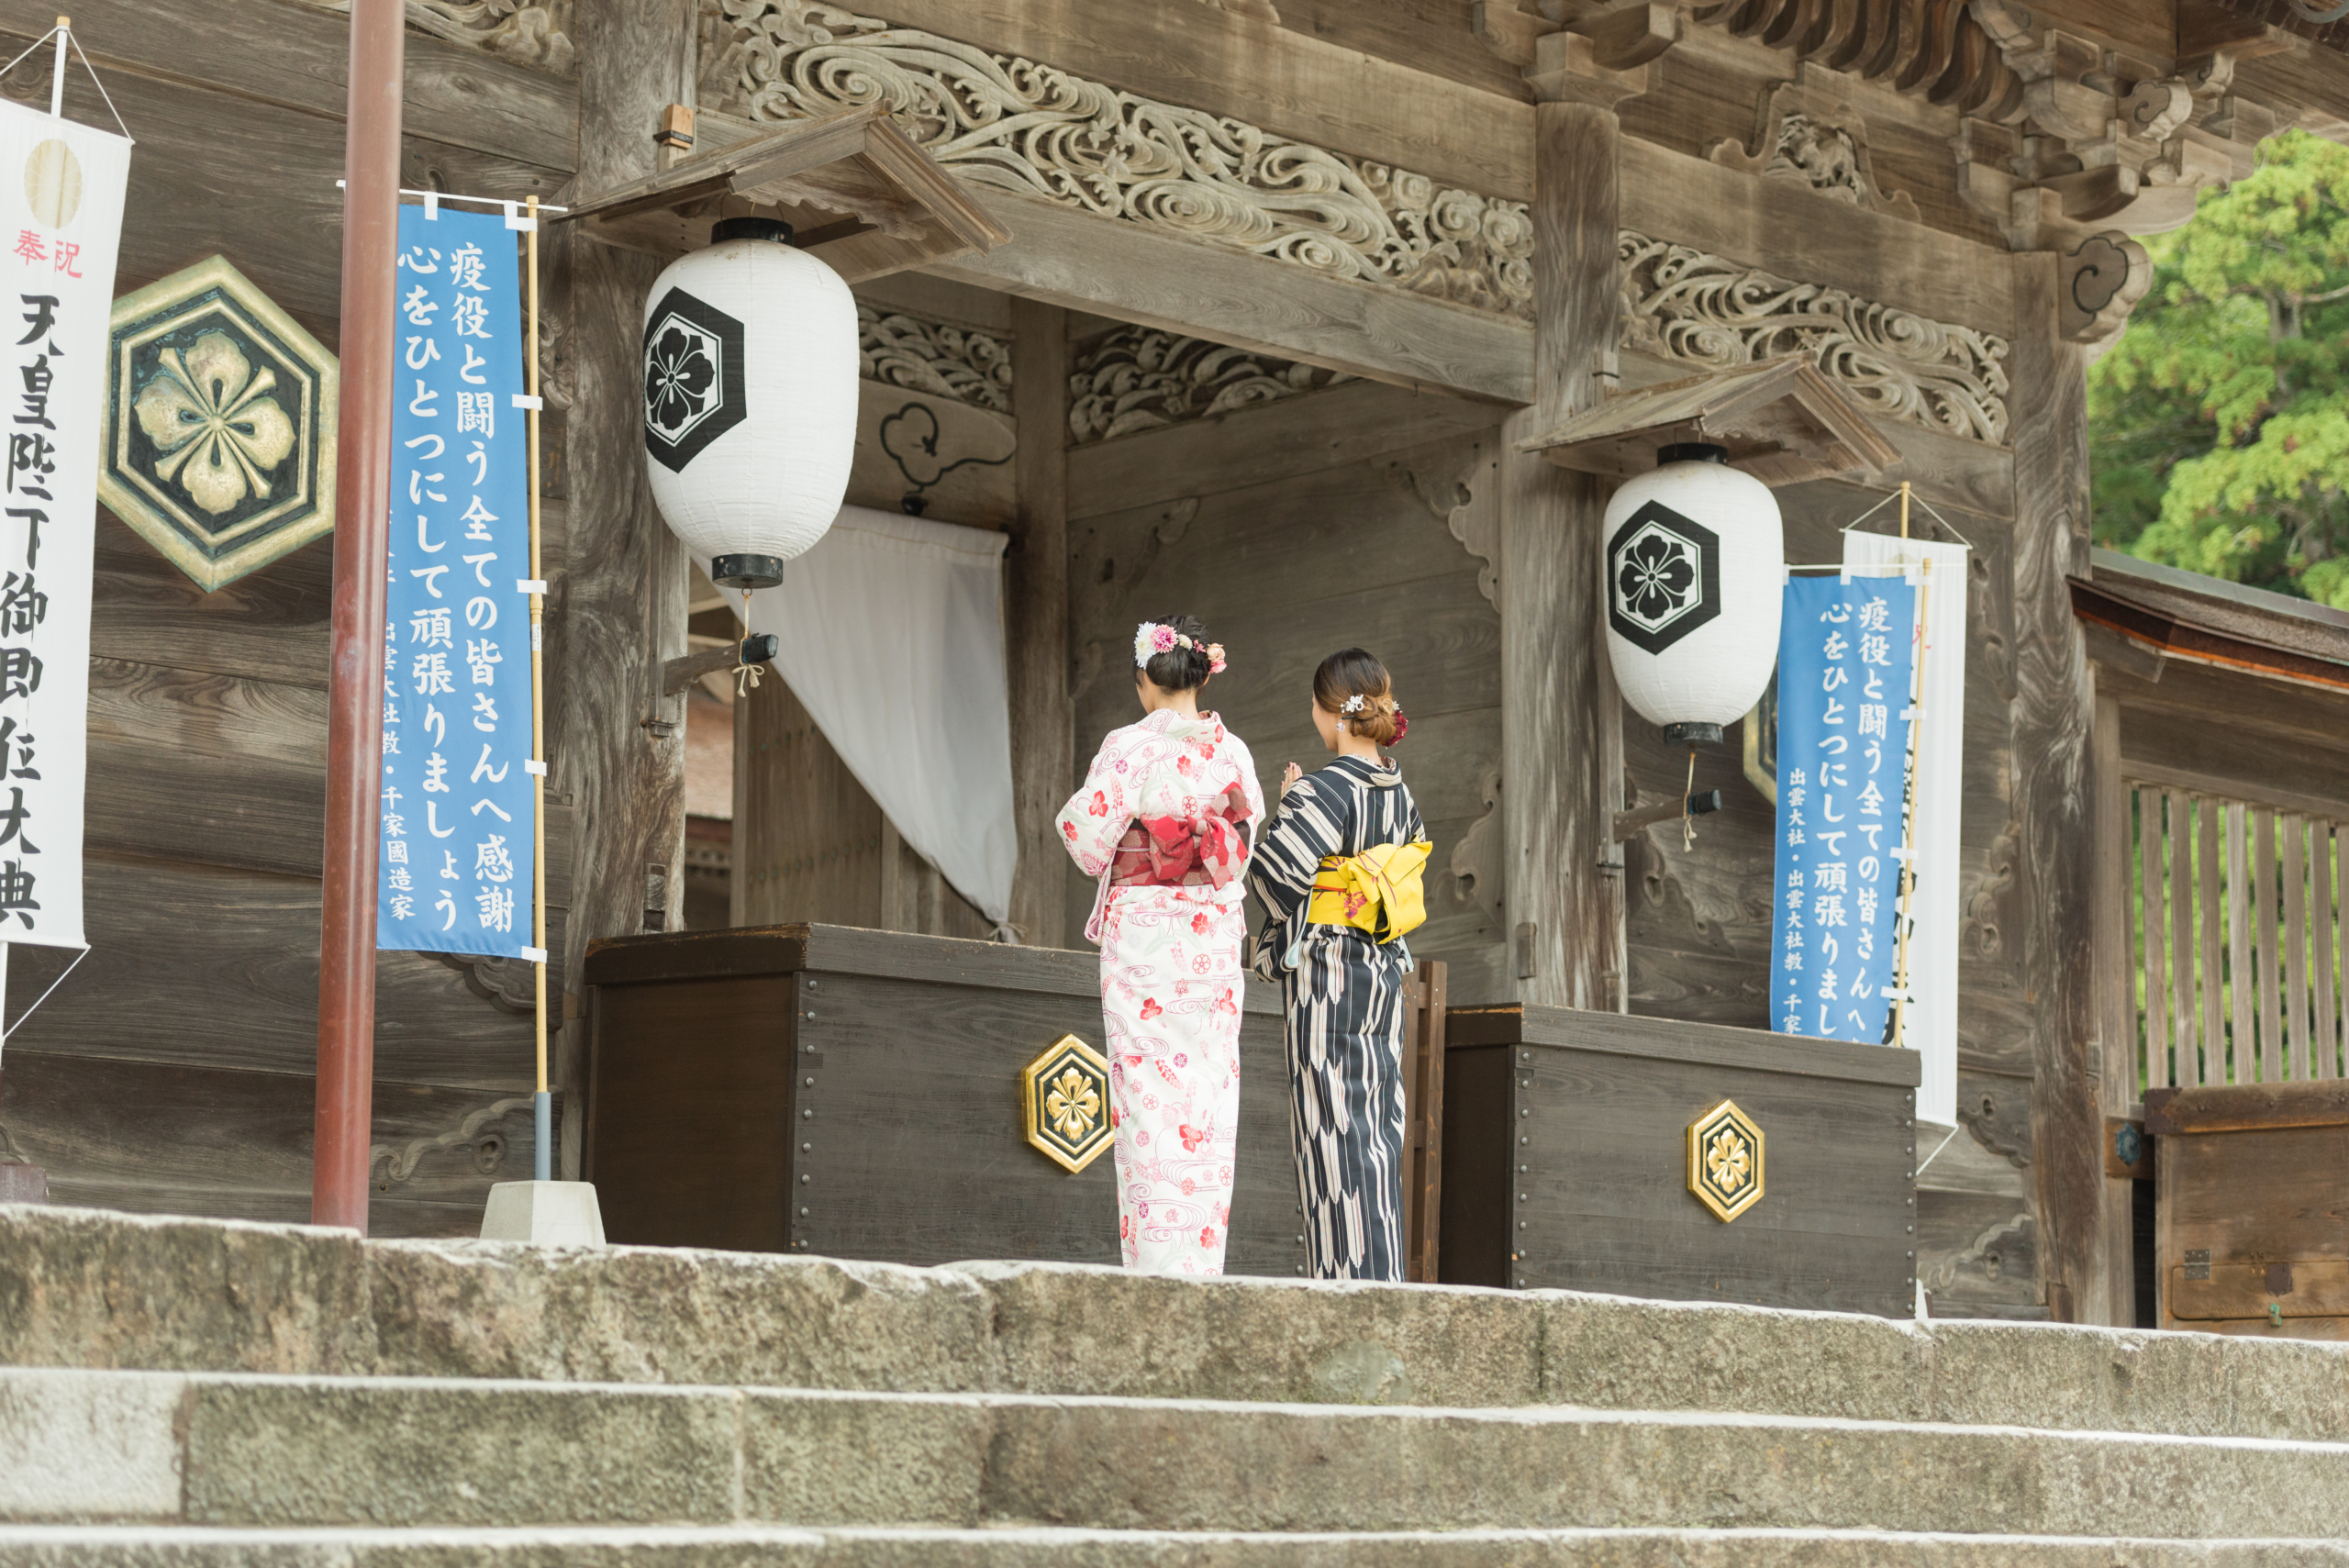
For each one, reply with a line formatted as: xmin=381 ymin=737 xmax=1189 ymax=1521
xmin=99 ymin=254 xmax=339 ymax=594
xmin=1022 ymin=1033 xmax=1111 ymax=1174
xmin=1687 ymin=1098 xmax=1765 ymax=1222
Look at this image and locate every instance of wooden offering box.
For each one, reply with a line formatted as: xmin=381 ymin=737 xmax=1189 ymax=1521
xmin=1440 ymin=1005 xmax=1919 ymax=1316
xmin=2147 ymin=1082 xmax=2349 ymax=1340
xmin=583 ymin=924 xmax=1308 ymax=1276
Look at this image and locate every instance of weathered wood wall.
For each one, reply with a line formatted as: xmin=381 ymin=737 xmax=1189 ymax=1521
xmin=0 ymin=0 xmax=579 ymax=1233
xmin=1063 ymin=370 xmax=1515 ymax=1001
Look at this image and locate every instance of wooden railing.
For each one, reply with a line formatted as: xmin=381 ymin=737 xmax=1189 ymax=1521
xmin=2129 ymin=785 xmax=2348 ymax=1089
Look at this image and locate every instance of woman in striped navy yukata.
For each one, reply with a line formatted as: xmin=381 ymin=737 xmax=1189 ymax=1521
xmin=1249 ymin=649 xmax=1426 ymax=1282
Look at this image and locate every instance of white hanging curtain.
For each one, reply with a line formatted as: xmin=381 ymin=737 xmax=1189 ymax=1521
xmin=707 ymin=504 xmax=1016 ymax=928
xmin=1841 ymin=529 xmax=1968 ymax=1130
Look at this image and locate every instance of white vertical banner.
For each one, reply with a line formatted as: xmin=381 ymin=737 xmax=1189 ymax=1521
xmin=0 ymin=95 xmax=129 ymax=954
xmin=1842 ymin=530 xmax=1967 ymax=1129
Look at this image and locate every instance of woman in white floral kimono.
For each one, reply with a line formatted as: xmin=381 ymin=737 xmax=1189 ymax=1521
xmin=1056 ymin=615 xmax=1264 ymax=1274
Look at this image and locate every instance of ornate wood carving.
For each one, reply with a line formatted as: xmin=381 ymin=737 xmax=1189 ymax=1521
xmin=1686 ymin=0 xmax=2276 ymax=352
xmin=1689 ymin=0 xmax=2027 ymax=119
xmin=1709 ymin=67 xmax=1920 ymax=222
xmin=1067 ymin=326 xmax=1352 ymax=444
xmin=859 ymin=304 xmax=1012 ymax=414
xmin=699 ymin=1 xmax=1535 ymax=318
xmin=310 ymin=0 xmax=576 ymax=72
xmin=2060 ymin=231 xmax=2154 ymax=347
xmin=1618 ymin=230 xmax=2011 ymax=445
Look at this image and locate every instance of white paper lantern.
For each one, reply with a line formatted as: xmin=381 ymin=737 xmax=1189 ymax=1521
xmin=641 ymin=217 xmax=857 ymax=588
xmin=1600 ymin=443 xmax=1784 ymax=743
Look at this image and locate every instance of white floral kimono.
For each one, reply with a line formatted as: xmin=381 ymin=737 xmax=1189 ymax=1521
xmin=1056 ymin=708 xmax=1264 ymax=1274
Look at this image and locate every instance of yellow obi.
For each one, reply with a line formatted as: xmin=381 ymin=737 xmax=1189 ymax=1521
xmin=1305 ymin=840 xmax=1432 ymax=945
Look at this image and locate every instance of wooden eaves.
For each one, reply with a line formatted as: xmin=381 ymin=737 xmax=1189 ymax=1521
xmin=561 ymin=104 xmax=1011 ymax=283
xmin=2073 ymin=550 xmax=2349 ymax=696
xmin=1515 ymin=355 xmax=1900 ymax=488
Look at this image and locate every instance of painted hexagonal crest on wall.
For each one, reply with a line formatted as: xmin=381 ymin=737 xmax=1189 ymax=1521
xmin=1021 ymin=1033 xmax=1111 ymax=1174
xmin=1687 ymin=1098 xmax=1765 ymax=1222
xmin=99 ymin=255 xmax=337 ymax=593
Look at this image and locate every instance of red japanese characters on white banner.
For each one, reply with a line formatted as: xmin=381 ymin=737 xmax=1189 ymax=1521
xmin=0 ymin=95 xmax=130 ymax=952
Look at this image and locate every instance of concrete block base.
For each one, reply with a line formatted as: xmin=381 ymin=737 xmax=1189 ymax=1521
xmin=0 ymin=1162 xmax=47 ymax=1205
xmin=479 ymin=1182 xmax=605 ymax=1246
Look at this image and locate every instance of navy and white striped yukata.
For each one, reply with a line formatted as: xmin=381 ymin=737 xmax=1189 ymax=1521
xmin=1248 ymin=754 xmax=1425 ymax=1282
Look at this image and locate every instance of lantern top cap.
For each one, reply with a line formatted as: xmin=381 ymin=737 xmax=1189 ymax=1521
xmin=1656 ymin=442 xmax=1729 ymax=467
xmin=712 ymin=216 xmax=795 ymax=246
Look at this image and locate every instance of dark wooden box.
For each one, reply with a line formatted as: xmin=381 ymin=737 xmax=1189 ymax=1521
xmin=1439 ymin=1005 xmax=1920 ymax=1317
xmin=583 ymin=923 xmax=1307 ymax=1276
xmin=2147 ymin=1082 xmax=2349 ymax=1340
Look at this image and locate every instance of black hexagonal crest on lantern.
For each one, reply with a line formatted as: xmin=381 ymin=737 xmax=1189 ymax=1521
xmin=642 ymin=287 xmax=745 ymax=473
xmin=1607 ymin=501 xmax=1721 ymax=654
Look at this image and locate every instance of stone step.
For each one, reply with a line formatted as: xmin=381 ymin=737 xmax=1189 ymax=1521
xmin=6 ymin=1205 xmax=2348 ymax=1442
xmin=3 ymin=1527 xmax=2349 ymax=1568
xmin=5 ymin=1368 xmax=2349 ymax=1540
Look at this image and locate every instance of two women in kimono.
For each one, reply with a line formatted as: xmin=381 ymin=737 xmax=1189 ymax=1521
xmin=1057 ymin=627 xmax=1421 ymax=1284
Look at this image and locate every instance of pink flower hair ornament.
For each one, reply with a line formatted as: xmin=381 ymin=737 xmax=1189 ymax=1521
xmin=1133 ymin=621 xmax=1229 ymax=675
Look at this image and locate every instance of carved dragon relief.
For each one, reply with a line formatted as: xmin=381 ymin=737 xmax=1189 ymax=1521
xmin=860 ymin=303 xmax=1013 ymax=415
xmin=308 ymin=1 xmax=575 ymax=72
xmin=1709 ymin=67 xmax=1920 ymax=221
xmin=1618 ymin=230 xmax=2011 ymax=445
xmin=698 ymin=1 xmax=1535 ymax=319
xmin=1068 ymin=327 xmax=1351 ymax=444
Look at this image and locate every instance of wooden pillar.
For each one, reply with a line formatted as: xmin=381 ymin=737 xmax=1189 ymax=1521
xmin=1006 ymin=299 xmax=1072 ymax=947
xmin=2089 ymin=681 xmax=2136 ymax=1321
xmin=313 ymin=0 xmax=404 ymax=1232
xmin=2008 ymin=250 xmax=2105 ymax=1324
xmin=1500 ymin=93 xmax=1627 ymax=1012
xmin=559 ymin=0 xmax=696 ymax=1167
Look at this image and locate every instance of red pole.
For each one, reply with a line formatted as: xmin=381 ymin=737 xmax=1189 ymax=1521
xmin=315 ymin=0 xmax=404 ymax=1232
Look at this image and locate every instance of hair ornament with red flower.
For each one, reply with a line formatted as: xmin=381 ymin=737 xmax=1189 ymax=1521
xmin=1133 ymin=620 xmax=1227 ymax=673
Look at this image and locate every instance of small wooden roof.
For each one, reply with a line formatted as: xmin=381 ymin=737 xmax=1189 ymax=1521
xmin=1516 ymin=356 xmax=1900 ymax=488
xmin=562 ymin=105 xmax=1011 ymax=284
xmin=2073 ymin=550 xmax=2349 ymax=695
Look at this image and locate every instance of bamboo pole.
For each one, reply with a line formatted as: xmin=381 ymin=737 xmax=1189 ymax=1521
xmin=526 ymin=195 xmax=551 ymax=1183
xmin=314 ymin=0 xmax=403 ymax=1232
xmin=1887 ymin=484 xmax=1927 ymax=1053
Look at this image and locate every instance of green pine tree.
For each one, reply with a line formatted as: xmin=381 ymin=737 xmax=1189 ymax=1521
xmin=2088 ymin=129 xmax=2349 ymax=605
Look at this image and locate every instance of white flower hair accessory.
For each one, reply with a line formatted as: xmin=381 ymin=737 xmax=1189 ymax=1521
xmin=1340 ymin=694 xmax=1366 ymax=715
xmin=1133 ymin=621 xmax=1227 ymax=674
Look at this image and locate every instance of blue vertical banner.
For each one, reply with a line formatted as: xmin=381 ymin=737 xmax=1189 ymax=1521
xmin=1770 ymin=573 xmax=1918 ymax=1044
xmin=378 ymin=205 xmax=536 ymax=959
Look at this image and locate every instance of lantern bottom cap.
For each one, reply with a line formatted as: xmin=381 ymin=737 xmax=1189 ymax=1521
xmin=711 ymin=552 xmax=788 ymax=590
xmin=1662 ymin=721 xmax=1725 ymax=746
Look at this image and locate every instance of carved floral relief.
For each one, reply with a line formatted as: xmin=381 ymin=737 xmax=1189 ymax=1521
xmin=1618 ymin=231 xmax=2010 ymax=445
xmin=859 ymin=303 xmax=1012 ymax=414
xmin=700 ymin=1 xmax=1533 ymax=319
xmin=1067 ymin=326 xmax=1350 ymax=444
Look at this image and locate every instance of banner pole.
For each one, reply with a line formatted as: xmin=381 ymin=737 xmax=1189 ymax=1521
xmin=526 ymin=195 xmax=551 ymax=1183
xmin=313 ymin=0 xmax=403 ymax=1232
xmin=47 ymin=18 xmax=65 ymax=118
xmin=1889 ymin=560 xmax=1930 ymax=1054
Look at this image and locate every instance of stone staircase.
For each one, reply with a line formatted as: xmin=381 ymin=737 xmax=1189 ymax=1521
xmin=3 ymin=1206 xmax=2348 ymax=1563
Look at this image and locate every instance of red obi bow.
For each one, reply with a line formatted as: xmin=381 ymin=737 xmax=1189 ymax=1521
xmin=1133 ymin=814 xmax=1248 ymax=889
